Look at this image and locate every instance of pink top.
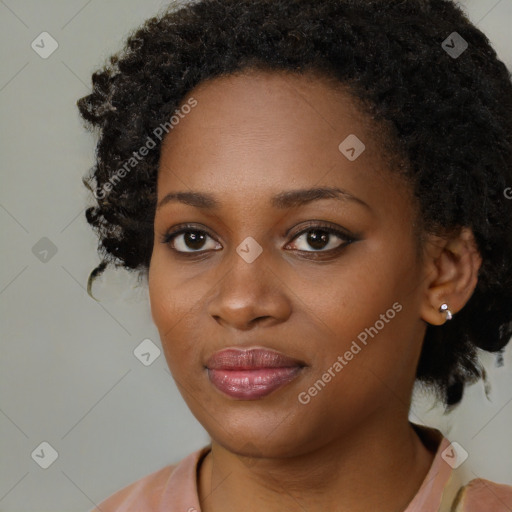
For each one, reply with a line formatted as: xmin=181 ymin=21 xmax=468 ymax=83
xmin=92 ymin=425 xmax=512 ymax=512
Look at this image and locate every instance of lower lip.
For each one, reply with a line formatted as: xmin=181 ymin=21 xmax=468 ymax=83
xmin=207 ymin=367 xmax=302 ymax=399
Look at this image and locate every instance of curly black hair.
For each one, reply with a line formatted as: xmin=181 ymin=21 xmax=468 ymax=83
xmin=77 ymin=0 xmax=512 ymax=407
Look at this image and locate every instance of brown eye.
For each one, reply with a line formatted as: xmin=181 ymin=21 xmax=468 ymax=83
xmin=162 ymin=227 xmax=221 ymax=253
xmin=289 ymin=226 xmax=353 ymax=252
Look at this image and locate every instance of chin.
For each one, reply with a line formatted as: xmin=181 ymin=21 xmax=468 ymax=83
xmin=198 ymin=407 xmax=319 ymax=458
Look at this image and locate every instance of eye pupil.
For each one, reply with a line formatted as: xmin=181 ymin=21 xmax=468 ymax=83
xmin=185 ymin=231 xmax=206 ymax=250
xmin=307 ymin=230 xmax=329 ymax=250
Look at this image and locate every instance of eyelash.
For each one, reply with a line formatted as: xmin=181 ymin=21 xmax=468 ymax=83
xmin=159 ymin=221 xmax=358 ymax=258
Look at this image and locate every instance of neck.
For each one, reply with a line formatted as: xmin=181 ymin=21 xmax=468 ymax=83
xmin=198 ymin=412 xmax=435 ymax=512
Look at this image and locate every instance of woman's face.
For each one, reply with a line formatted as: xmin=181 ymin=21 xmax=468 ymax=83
xmin=149 ymin=70 xmax=430 ymax=457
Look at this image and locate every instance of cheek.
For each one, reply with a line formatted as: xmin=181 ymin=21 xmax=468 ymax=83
xmin=148 ymin=251 xmax=216 ymax=375
xmin=148 ymin=256 xmax=175 ymax=333
xmin=300 ymin=241 xmax=422 ymax=384
xmin=148 ymin=248 xmax=202 ymax=323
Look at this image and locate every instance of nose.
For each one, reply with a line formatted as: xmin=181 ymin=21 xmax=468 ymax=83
xmin=206 ymin=245 xmax=292 ymax=331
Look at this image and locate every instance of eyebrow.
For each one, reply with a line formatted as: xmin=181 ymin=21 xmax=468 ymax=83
xmin=156 ymin=186 xmax=371 ymax=211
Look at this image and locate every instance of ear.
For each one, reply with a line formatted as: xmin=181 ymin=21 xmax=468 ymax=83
xmin=420 ymin=227 xmax=482 ymax=326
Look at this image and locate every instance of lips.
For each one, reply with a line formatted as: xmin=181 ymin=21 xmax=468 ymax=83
xmin=206 ymin=347 xmax=305 ymax=400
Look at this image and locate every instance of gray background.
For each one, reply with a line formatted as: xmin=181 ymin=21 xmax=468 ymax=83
xmin=0 ymin=0 xmax=511 ymax=510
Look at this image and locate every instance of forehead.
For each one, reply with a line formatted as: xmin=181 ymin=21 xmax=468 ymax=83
xmin=156 ymin=69 xmax=408 ymax=207
xmin=163 ymin=69 xmax=372 ymax=151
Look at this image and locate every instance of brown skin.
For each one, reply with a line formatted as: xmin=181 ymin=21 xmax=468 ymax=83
xmin=148 ymin=69 xmax=482 ymax=512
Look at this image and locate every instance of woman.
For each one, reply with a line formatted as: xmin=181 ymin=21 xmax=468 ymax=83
xmin=78 ymin=0 xmax=512 ymax=510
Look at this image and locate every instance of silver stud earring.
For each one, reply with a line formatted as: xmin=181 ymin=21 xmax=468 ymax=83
xmin=439 ymin=303 xmax=453 ymax=321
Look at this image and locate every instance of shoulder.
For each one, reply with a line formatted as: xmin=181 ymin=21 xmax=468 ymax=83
xmin=91 ymin=463 xmax=179 ymax=511
xmin=90 ymin=446 xmax=211 ymax=512
xmin=452 ymin=478 xmax=512 ymax=512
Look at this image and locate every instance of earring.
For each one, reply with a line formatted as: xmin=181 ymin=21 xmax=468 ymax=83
xmin=439 ymin=303 xmax=453 ymax=321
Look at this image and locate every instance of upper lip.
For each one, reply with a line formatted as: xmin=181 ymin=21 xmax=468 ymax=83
xmin=206 ymin=347 xmax=306 ymax=370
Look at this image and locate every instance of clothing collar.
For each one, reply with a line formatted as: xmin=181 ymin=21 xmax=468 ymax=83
xmin=166 ymin=424 xmax=459 ymax=512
